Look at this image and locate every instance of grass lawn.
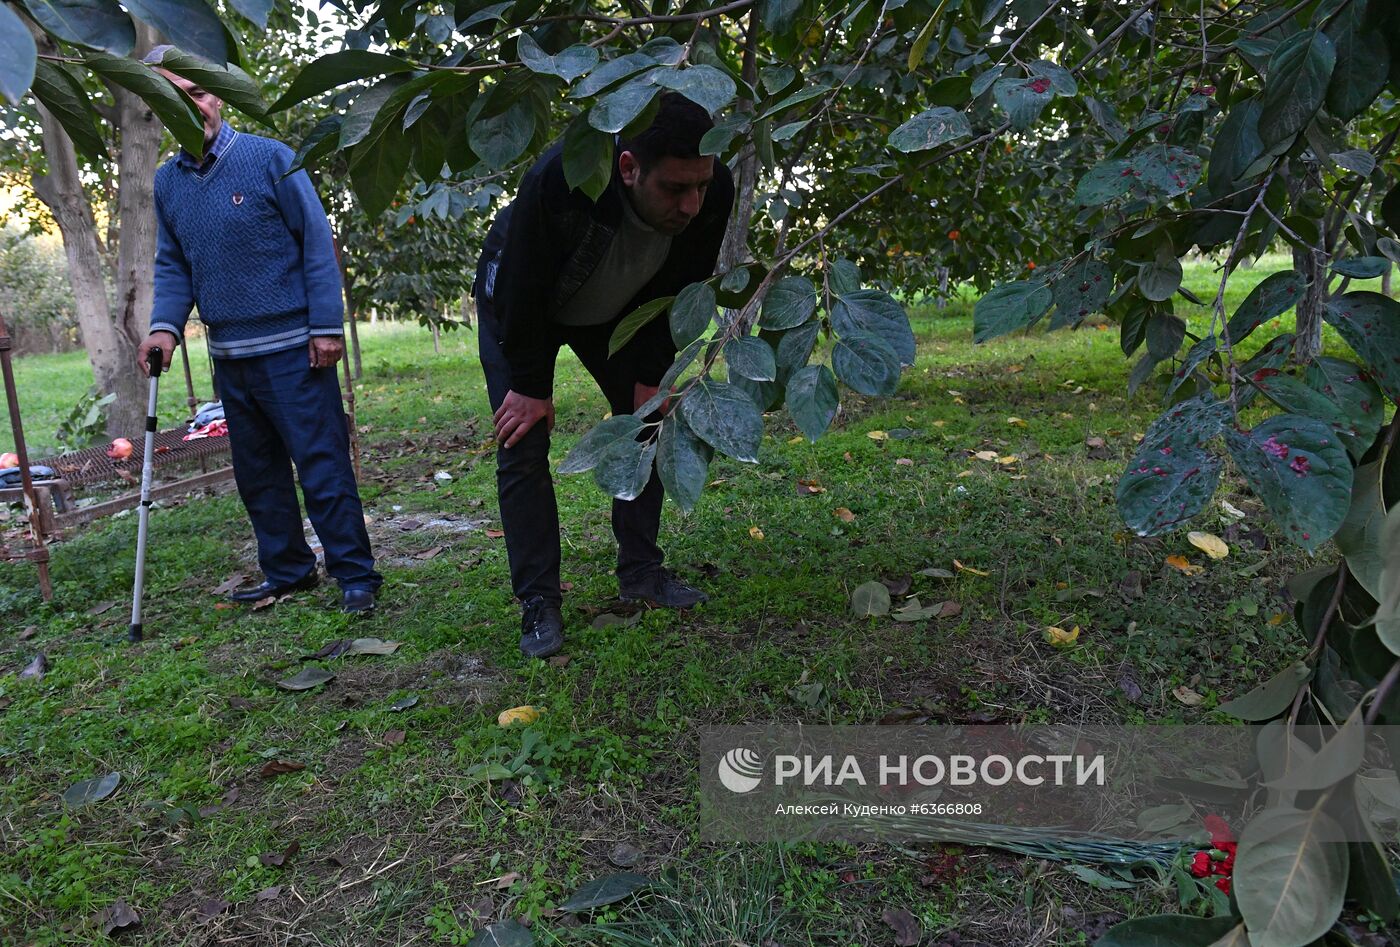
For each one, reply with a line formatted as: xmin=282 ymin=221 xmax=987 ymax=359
xmin=0 ymin=258 xmax=1395 ymax=945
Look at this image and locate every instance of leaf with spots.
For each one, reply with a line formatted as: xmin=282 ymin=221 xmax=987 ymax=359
xmin=1226 ymin=271 xmax=1306 ymax=345
xmin=1225 ymin=415 xmax=1354 ymax=553
xmin=1050 ymin=260 xmax=1113 ymax=328
xmin=1140 ymin=393 xmax=1231 ymax=453
xmin=993 ymin=75 xmax=1055 ymax=130
xmin=973 ymin=281 xmax=1052 ymax=343
xmin=1117 ymin=446 xmax=1224 ymax=537
xmin=1235 ymin=333 xmax=1296 ymax=408
xmin=1323 ymin=292 xmax=1400 ymax=403
xmin=1304 ymin=357 xmax=1384 ymax=459
xmin=682 ymin=379 xmax=763 ymax=462
xmin=1248 ymin=371 xmax=1365 ymax=443
xmin=1164 ymin=335 xmax=1217 ymax=402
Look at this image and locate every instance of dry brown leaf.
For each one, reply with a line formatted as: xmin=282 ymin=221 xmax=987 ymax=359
xmin=259 ymin=759 xmax=306 ymax=779
xmin=1172 ymin=685 xmax=1204 ymax=707
xmin=833 ymin=507 xmax=856 ymax=523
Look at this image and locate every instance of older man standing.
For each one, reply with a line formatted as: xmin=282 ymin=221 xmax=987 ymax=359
xmin=135 ymin=47 xmax=381 ymax=613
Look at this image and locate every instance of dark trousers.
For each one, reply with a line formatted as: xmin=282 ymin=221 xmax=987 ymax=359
xmin=216 ymin=345 xmax=381 ymax=592
xmin=477 ymin=298 xmax=665 ymax=604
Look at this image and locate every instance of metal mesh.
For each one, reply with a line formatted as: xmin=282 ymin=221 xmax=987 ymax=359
xmin=35 ymin=428 xmax=231 ymax=487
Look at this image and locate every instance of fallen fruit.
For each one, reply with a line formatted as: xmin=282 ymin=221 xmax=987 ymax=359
xmin=106 ymin=437 xmax=133 ymax=460
xmin=0 ymin=452 xmax=17 ymax=469
xmin=498 ymin=705 xmax=541 ymax=727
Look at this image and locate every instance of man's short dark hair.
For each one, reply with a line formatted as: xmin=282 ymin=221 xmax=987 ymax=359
xmin=619 ymin=92 xmax=714 ymax=172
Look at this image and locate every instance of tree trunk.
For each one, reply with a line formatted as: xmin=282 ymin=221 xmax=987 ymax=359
xmin=110 ymin=23 xmax=163 ymax=354
xmin=1291 ymin=243 xmax=1327 ymax=365
xmin=31 ymin=103 xmax=147 ymax=437
xmin=717 ymin=13 xmax=761 ymax=275
xmin=1384 ymin=264 xmax=1393 ymax=298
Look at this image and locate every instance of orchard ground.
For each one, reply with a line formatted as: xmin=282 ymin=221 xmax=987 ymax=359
xmin=0 ymin=257 xmax=1395 ymax=945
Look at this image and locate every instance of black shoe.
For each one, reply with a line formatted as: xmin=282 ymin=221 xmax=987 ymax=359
xmin=342 ymin=588 xmax=376 ymax=614
xmin=228 ymin=572 xmax=319 ymax=603
xmin=619 ymin=566 xmax=709 ymax=609
xmin=520 ymin=596 xmax=564 ymax=659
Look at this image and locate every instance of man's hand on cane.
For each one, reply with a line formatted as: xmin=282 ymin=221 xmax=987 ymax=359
xmin=137 ymin=332 xmax=177 ymax=377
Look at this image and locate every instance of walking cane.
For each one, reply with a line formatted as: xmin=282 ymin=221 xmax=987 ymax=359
xmin=129 ymin=347 xmax=164 ymax=643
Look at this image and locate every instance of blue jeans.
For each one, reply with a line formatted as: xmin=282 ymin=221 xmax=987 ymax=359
xmin=477 ymin=297 xmax=666 ymax=604
xmin=216 ymin=345 xmax=381 ymax=592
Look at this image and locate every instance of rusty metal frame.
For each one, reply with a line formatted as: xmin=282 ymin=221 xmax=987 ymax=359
xmin=0 ymin=314 xmax=53 ymax=599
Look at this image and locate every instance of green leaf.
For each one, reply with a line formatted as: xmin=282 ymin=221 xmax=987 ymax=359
xmin=786 ymin=364 xmax=838 ymax=441
xmin=349 ymin=125 xmax=411 ymax=218
xmin=992 ymin=74 xmax=1054 ymax=130
xmin=1337 ymin=462 xmax=1390 ymax=600
xmin=467 ymin=919 xmax=534 ymax=947
xmin=1325 ymin=1 xmax=1390 ymax=121
xmin=270 ymin=51 xmax=416 ymax=112
xmin=653 ymin=64 xmax=735 ymax=114
xmin=1344 ymin=790 xmax=1400 ymax=923
xmin=1094 ymin=915 xmax=1242 ymax=947
xmin=1130 ymin=145 xmax=1203 ymax=200
xmin=851 ymin=581 xmax=891 ymax=617
xmin=0 ymin=5 xmax=37 ymax=106
xmin=1377 ymin=510 xmax=1400 ymax=657
xmin=1333 ymin=256 xmax=1389 ymax=279
xmin=277 ymin=666 xmax=336 ymax=691
xmin=1323 ymin=292 xmax=1400 ymax=402
xmin=887 ymin=106 xmax=972 ymax=153
xmin=831 ymin=289 xmax=914 ymax=365
xmin=757 ymin=0 xmax=802 ymax=34
xmin=724 ymin=337 xmax=776 ymax=382
xmin=146 ymin=46 xmax=268 ymax=119
xmin=560 ymin=415 xmax=644 ymax=474
xmin=1117 ymin=446 xmax=1223 ymax=537
xmin=517 ymin=34 xmax=598 ymax=82
xmin=470 ymin=99 xmax=535 ymax=169
xmin=1051 ymin=260 xmax=1113 ymax=326
xmin=570 ymin=52 xmax=654 ymax=99
xmin=829 ymin=259 xmax=861 ymax=295
xmin=1163 ymin=334 xmax=1218 ymax=402
xmin=62 ymin=771 xmax=120 ymax=807
xmin=1235 ymin=807 xmax=1349 ymax=947
xmin=84 ymin=53 xmax=204 ymax=155
xmin=970 ymin=64 xmax=1006 ymax=97
xmin=338 ymin=76 xmax=405 ymax=149
xmin=558 ymin=873 xmax=653 ymax=913
xmin=776 ymin=321 xmax=819 ymax=373
xmin=1224 ymin=415 xmax=1354 ymax=553
xmin=226 ymin=0 xmax=272 ymax=28
xmin=593 ymin=433 xmax=656 ymax=501
xmin=973 ymin=281 xmax=1052 ymax=343
xmin=682 ymin=379 xmax=763 ymax=462
xmin=1226 ymin=271 xmax=1306 ymax=344
xmin=30 ymin=61 xmax=107 ymax=160
xmin=669 ymin=282 xmax=715 ymax=349
xmin=1208 ymin=98 xmax=1265 ymax=194
xmin=656 ymin=412 xmax=710 ymax=512
xmin=1266 ymin=708 xmax=1365 ymax=791
xmin=288 ymin=116 xmax=341 ymax=174
xmin=1138 ymin=257 xmax=1182 ymax=302
xmin=1259 ymin=29 xmax=1336 ymax=148
xmin=832 ymin=331 xmax=900 ymax=396
xmin=561 ymin=115 xmax=612 ymax=202
xmin=608 ymin=297 xmax=673 ymax=357
xmin=1029 ymin=59 xmax=1076 ymax=95
xmin=19 ymin=0 xmax=133 ymax=56
xmin=123 ymin=0 xmax=226 ymax=63
xmin=1251 ymin=364 xmax=1380 ymax=451
xmin=760 ymin=276 xmax=817 ymax=330
xmin=588 ymin=75 xmax=660 ymax=134
xmin=1145 ymin=314 xmax=1186 ymax=360
xmin=1217 ymin=660 xmax=1313 ymax=721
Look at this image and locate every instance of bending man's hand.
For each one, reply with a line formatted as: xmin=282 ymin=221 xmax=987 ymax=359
xmin=633 ymin=382 xmax=670 ymax=416
xmin=137 ymin=331 xmax=177 ymax=377
xmin=494 ymin=390 xmax=554 ymax=448
xmin=309 ymin=336 xmax=344 ymax=368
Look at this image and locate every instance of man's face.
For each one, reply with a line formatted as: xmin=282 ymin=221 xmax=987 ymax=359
xmin=619 ymin=152 xmax=714 ymax=236
xmin=158 ymin=70 xmax=223 ymax=147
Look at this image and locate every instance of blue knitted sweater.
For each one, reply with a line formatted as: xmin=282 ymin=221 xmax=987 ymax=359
xmin=149 ymin=127 xmax=344 ymax=359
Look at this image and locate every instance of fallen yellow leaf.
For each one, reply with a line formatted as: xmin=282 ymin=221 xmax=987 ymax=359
xmin=498 ymin=705 xmax=542 ymax=727
xmin=973 ymin=450 xmax=999 ymax=462
xmin=1006 ymin=417 xmax=1028 ymax=428
xmin=1165 ymin=554 xmax=1203 ymax=576
xmin=953 ymin=560 xmax=989 ymax=576
xmin=1187 ymin=531 xmax=1229 ymax=560
xmin=932 ymin=419 xmax=946 ymax=427
xmin=867 ymin=430 xmax=888 ymax=441
xmin=953 ymin=397 xmax=965 ymax=405
xmin=947 ymin=389 xmax=964 ymax=397
xmin=895 ymin=458 xmax=914 ymax=466
xmin=833 ymin=507 xmax=856 ymax=523
xmin=1044 ymin=625 xmax=1079 ymax=648
xmin=707 ymin=479 xmax=728 ymax=487
xmin=956 ymin=469 xmax=973 ymax=478
xmin=1268 ymin=613 xmax=1286 ymax=626
xmin=1172 ymin=686 xmax=1204 ymax=707
xmin=996 ymin=455 xmax=1019 ymax=465
xmin=788 ymin=435 xmax=804 ymax=445
xmin=1006 ymin=364 xmax=1024 ymax=374
xmin=749 ymin=526 xmax=765 ymax=540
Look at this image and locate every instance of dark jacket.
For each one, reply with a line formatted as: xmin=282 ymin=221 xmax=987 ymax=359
xmin=475 ymin=141 xmax=735 ymax=399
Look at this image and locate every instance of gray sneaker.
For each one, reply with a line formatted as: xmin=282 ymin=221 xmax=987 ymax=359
xmin=619 ymin=567 xmax=709 ymax=609
xmin=520 ymin=596 xmax=564 ymax=658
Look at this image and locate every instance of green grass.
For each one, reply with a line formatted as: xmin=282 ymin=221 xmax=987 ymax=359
xmin=0 ymin=260 xmax=1394 ymax=945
